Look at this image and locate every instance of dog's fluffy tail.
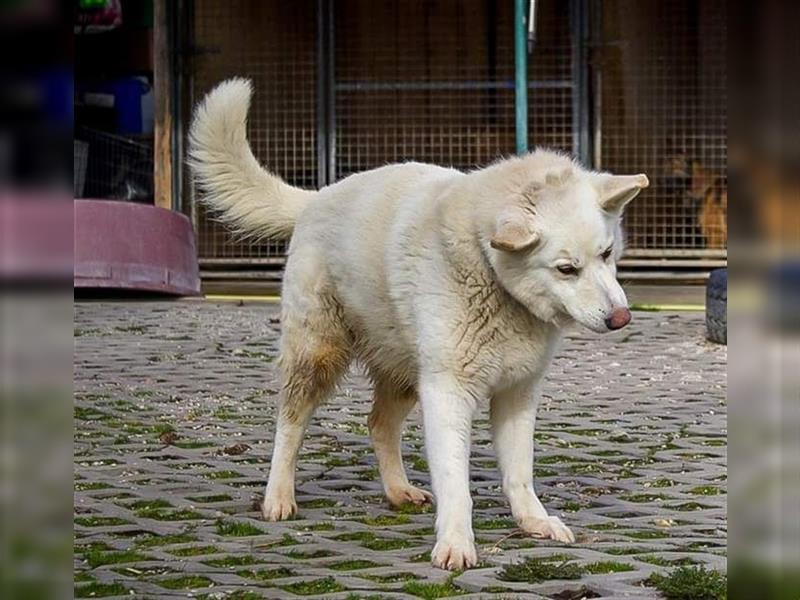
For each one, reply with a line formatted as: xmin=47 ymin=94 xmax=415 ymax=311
xmin=188 ymin=78 xmax=313 ymax=240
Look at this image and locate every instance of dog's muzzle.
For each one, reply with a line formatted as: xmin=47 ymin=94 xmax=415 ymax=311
xmin=605 ymin=307 xmax=632 ymax=330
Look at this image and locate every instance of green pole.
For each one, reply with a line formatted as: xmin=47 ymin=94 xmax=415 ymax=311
xmin=514 ymin=0 xmax=528 ymax=154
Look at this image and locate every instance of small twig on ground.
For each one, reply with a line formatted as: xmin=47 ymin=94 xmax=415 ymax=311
xmin=485 ymin=528 xmax=526 ymax=554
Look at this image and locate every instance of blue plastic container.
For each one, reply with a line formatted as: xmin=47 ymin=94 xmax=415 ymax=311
xmin=110 ymin=77 xmax=152 ymax=134
xmin=81 ymin=77 xmax=153 ymax=135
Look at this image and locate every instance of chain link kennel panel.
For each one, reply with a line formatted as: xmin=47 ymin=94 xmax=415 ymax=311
xmin=595 ymin=0 xmax=727 ymax=256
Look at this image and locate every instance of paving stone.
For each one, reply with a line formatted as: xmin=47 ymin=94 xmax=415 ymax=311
xmin=75 ymin=301 xmax=726 ymax=599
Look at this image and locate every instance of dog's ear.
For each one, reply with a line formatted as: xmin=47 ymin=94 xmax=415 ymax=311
xmin=596 ymin=174 xmax=649 ymax=215
xmin=490 ymin=207 xmax=540 ymax=252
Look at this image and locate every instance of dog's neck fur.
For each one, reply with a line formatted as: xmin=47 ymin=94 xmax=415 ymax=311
xmin=433 ymin=187 xmax=562 ymax=393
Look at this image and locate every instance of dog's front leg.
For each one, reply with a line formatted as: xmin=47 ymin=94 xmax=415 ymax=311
xmin=491 ymin=381 xmax=575 ymax=543
xmin=420 ymin=375 xmax=478 ymax=570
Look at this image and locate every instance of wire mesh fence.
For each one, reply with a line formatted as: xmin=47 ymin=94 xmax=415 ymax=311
xmin=185 ymin=0 xmax=726 ymax=265
xmin=596 ymin=0 xmax=727 ymax=254
xmin=75 ymin=126 xmax=153 ymax=202
xmin=334 ymin=0 xmax=574 ymax=180
xmin=191 ymin=0 xmax=318 ymax=261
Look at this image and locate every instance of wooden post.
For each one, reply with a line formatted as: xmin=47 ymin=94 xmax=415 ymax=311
xmin=153 ymin=0 xmax=173 ymax=210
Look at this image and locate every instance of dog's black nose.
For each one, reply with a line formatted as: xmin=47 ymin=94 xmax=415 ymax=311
xmin=605 ymin=307 xmax=631 ymax=330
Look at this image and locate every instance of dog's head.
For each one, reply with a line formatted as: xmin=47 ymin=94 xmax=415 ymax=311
xmin=483 ymin=160 xmax=648 ymax=333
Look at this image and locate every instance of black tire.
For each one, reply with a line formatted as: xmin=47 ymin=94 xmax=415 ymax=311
xmin=706 ymin=268 xmax=727 ymax=344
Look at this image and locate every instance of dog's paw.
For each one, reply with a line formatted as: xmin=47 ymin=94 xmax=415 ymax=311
xmin=431 ymin=537 xmax=478 ymax=570
xmin=386 ymin=485 xmax=434 ymax=507
xmin=261 ymin=495 xmax=297 ymax=521
xmin=519 ymin=515 xmax=575 ymax=543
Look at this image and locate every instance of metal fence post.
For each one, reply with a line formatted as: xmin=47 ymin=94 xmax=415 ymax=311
xmin=514 ymin=0 xmax=528 ymax=154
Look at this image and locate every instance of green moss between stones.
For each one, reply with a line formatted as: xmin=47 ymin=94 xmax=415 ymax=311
xmin=333 ymin=531 xmax=374 ymax=542
xmin=74 ymin=582 xmax=128 ymax=598
xmin=362 ymin=536 xmax=417 ymax=551
xmin=620 ymin=493 xmax=668 ymax=503
xmin=402 ymin=576 xmax=465 ymax=599
xmin=645 ymin=565 xmax=727 ymax=600
xmin=299 ymin=498 xmax=338 ymax=508
xmin=649 ymin=478 xmax=676 ymax=488
xmin=670 ymin=502 xmax=714 ymax=511
xmin=584 ymin=561 xmax=636 ymax=574
xmin=688 ymin=485 xmax=723 ymax=496
xmin=74 ymin=482 xmax=112 ymax=491
xmin=280 ymin=576 xmax=345 ymax=596
xmin=395 ymin=501 xmax=434 ymax=515
xmin=203 ymin=555 xmax=259 ymax=568
xmin=410 ymin=551 xmax=431 ymax=563
xmin=284 ymin=548 xmax=339 ymax=559
xmin=298 ymin=522 xmax=336 ymax=532
xmin=359 ymin=513 xmax=411 ymax=526
xmin=215 ymin=519 xmax=264 ymax=537
xmin=360 ymin=572 xmax=422 ymax=583
xmin=158 ymin=575 xmax=214 ymax=589
xmin=499 ymin=555 xmax=584 ymax=583
xmin=638 ymin=555 xmax=699 ymax=567
xmin=205 ymin=470 xmax=243 ymax=480
xmin=604 ymin=546 xmax=659 ymax=555
xmin=625 ymin=529 xmax=670 ymax=540
xmin=135 ymin=507 xmax=205 ymax=521
xmin=199 ymin=592 xmax=264 ymax=600
xmin=168 ymin=545 xmax=220 ymax=557
xmin=127 ymin=498 xmax=172 ymax=510
xmin=586 ymin=522 xmax=619 ymax=531
xmin=74 ymin=516 xmax=132 ymax=527
xmin=474 ymin=517 xmax=516 ymax=530
xmin=82 ymin=548 xmax=150 ymax=568
xmin=409 ymin=456 xmax=429 ymax=471
xmin=238 ymin=567 xmax=297 ymax=581
xmin=327 ymin=559 xmax=386 ymax=571
xmin=135 ymin=533 xmax=197 ymax=547
xmin=187 ymin=494 xmax=233 ymax=503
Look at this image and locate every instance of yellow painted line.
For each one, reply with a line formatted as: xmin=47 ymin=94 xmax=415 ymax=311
xmin=204 ymin=294 xmax=281 ymax=303
xmin=631 ymin=303 xmax=705 ymax=312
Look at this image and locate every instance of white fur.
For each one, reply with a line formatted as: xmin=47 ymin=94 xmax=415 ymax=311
xmin=188 ymin=78 xmax=314 ymax=239
xmin=190 ymin=79 xmax=648 ymax=570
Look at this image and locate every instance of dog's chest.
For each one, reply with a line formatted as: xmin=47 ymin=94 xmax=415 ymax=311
xmin=493 ymin=325 xmax=559 ymax=390
xmin=453 ymin=302 xmax=559 ymax=392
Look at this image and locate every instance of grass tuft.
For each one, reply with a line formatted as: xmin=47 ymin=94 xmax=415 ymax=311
xmin=646 ymin=565 xmax=727 ymax=600
xmin=403 ymin=575 xmax=464 ymax=599
xmin=584 ymin=560 xmax=636 ymax=574
xmin=168 ymin=545 xmax=220 ymax=557
xmin=203 ymin=555 xmax=259 ymax=568
xmin=74 ymin=582 xmax=128 ymax=598
xmin=280 ymin=576 xmax=344 ymax=596
xmin=215 ymin=519 xmax=264 ymax=537
xmin=327 ymin=559 xmax=386 ymax=571
xmin=238 ymin=567 xmax=296 ymax=581
xmin=158 ymin=575 xmax=214 ymax=589
xmin=82 ymin=547 xmax=149 ymax=568
xmin=499 ymin=555 xmax=585 ymax=583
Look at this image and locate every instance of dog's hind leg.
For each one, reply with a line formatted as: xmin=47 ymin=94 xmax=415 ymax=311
xmin=262 ymin=281 xmax=351 ymax=521
xmin=368 ymin=378 xmax=433 ymax=507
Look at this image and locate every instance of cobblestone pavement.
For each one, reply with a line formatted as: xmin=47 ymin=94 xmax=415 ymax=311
xmin=75 ymin=301 xmax=726 ymax=599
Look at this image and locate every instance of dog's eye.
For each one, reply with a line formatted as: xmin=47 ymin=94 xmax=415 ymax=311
xmin=601 ymin=247 xmax=613 ymax=261
xmin=557 ymin=264 xmax=579 ymax=276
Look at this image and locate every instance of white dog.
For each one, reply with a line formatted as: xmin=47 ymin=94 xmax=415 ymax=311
xmin=189 ymin=79 xmax=648 ymax=570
